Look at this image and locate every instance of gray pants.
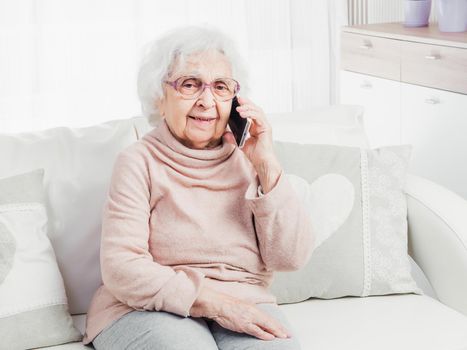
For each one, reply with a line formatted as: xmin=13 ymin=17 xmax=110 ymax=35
xmin=93 ymin=303 xmax=301 ymax=350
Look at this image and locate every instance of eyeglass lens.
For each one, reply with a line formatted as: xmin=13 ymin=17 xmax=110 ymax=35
xmin=176 ymin=77 xmax=238 ymax=100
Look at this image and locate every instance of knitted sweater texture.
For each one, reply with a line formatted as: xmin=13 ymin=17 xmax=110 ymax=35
xmin=83 ymin=120 xmax=314 ymax=343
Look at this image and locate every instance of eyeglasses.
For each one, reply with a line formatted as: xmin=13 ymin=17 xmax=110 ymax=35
xmin=165 ymin=76 xmax=240 ymax=102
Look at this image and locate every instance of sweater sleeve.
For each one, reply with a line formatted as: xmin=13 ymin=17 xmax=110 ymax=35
xmin=100 ymin=148 xmax=205 ymax=317
xmin=245 ymin=172 xmax=315 ymax=272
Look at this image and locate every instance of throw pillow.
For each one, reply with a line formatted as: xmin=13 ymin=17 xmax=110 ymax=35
xmin=269 ymin=142 xmax=423 ymax=303
xmin=0 ymin=169 xmax=82 ymax=349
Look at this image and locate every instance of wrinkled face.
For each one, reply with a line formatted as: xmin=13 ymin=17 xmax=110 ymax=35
xmin=156 ymin=50 xmax=234 ymax=149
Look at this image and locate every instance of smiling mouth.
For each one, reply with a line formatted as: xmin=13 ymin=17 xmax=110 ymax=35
xmin=188 ymin=116 xmax=217 ymax=121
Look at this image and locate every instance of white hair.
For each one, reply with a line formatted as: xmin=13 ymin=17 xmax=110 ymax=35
xmin=137 ymin=25 xmax=250 ymax=126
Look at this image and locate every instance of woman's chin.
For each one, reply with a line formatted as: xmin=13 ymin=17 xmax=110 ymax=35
xmin=187 ymin=134 xmax=222 ymax=149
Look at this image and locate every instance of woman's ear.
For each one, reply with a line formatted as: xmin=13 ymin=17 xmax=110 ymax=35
xmin=155 ymin=97 xmax=165 ymax=117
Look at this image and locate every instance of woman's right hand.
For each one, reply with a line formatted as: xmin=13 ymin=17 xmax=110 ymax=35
xmin=189 ymin=285 xmax=291 ymax=341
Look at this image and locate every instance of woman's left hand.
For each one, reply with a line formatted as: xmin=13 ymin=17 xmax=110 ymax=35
xmin=223 ymin=96 xmax=282 ymax=193
xmin=223 ymin=97 xmax=276 ymax=165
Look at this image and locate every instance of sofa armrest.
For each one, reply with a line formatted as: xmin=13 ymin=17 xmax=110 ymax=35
xmin=405 ymin=174 xmax=467 ymax=316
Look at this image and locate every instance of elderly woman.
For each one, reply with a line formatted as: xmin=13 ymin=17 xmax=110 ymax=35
xmin=83 ymin=25 xmax=314 ymax=350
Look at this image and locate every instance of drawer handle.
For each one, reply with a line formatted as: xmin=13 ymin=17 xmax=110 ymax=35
xmin=360 ymin=82 xmax=373 ymax=89
xmin=425 ymin=98 xmax=440 ymax=104
xmin=359 ymin=43 xmax=372 ymax=50
xmin=424 ymin=54 xmax=441 ymax=60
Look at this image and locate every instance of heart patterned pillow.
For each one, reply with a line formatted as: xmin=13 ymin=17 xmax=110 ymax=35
xmin=287 ymin=173 xmax=354 ymax=250
xmin=268 ymin=142 xmax=422 ymax=303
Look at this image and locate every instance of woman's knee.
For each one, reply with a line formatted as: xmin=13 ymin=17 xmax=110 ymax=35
xmin=126 ymin=324 xmax=218 ymax=350
xmin=93 ymin=311 xmax=218 ymax=350
xmin=211 ymin=323 xmax=301 ymax=350
xmin=211 ymin=303 xmax=302 ymax=350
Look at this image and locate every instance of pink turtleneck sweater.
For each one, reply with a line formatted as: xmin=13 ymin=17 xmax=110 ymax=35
xmin=83 ymin=120 xmax=314 ymax=344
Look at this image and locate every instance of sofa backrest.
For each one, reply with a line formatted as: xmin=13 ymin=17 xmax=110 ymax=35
xmin=133 ymin=104 xmax=369 ymax=147
xmin=266 ymin=105 xmax=368 ymax=147
xmin=0 ymin=105 xmax=369 ymax=315
xmin=0 ymin=118 xmax=141 ymax=314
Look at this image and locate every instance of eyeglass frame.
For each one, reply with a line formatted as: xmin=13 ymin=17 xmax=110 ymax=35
xmin=164 ymin=76 xmax=241 ymax=102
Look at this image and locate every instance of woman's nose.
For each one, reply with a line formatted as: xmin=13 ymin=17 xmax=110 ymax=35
xmin=196 ymin=85 xmax=216 ymax=108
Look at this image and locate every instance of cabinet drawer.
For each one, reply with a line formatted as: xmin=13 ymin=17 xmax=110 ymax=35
xmin=341 ymin=32 xmax=400 ymax=81
xmin=401 ymin=82 xmax=467 ymax=198
xmin=400 ymin=41 xmax=467 ymax=94
xmin=340 ymin=71 xmax=401 ymax=148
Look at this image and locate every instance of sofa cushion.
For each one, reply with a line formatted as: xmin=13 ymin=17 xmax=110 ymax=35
xmin=42 ymin=295 xmax=467 ymax=350
xmin=0 ymin=169 xmax=82 ymax=349
xmin=284 ymin=294 xmax=467 ymax=350
xmin=0 ymin=118 xmax=140 ymax=315
xmin=269 ymin=143 xmax=422 ymax=302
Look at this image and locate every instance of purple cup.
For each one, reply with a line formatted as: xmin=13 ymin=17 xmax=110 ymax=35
xmin=404 ymin=0 xmax=432 ymax=27
xmin=437 ymin=0 xmax=467 ymax=32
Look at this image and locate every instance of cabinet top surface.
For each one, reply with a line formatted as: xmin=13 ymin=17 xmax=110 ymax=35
xmin=343 ymin=22 xmax=467 ymax=49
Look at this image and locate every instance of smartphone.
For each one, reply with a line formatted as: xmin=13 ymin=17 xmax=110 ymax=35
xmin=228 ymin=96 xmax=251 ymax=148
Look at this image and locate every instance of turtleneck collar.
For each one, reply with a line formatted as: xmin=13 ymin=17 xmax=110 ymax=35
xmin=143 ymin=119 xmax=237 ymax=167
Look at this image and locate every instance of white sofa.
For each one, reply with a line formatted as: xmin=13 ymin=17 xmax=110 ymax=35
xmin=1 ymin=106 xmax=467 ymax=350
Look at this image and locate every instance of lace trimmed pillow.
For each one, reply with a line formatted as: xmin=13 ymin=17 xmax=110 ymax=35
xmin=0 ymin=169 xmax=81 ymax=349
xmin=269 ymin=143 xmax=422 ymax=302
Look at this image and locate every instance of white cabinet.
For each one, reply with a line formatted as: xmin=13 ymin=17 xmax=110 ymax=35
xmin=340 ymin=70 xmax=401 ymax=148
xmin=340 ymin=22 xmax=467 ymax=199
xmin=401 ymin=83 xmax=467 ymax=198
